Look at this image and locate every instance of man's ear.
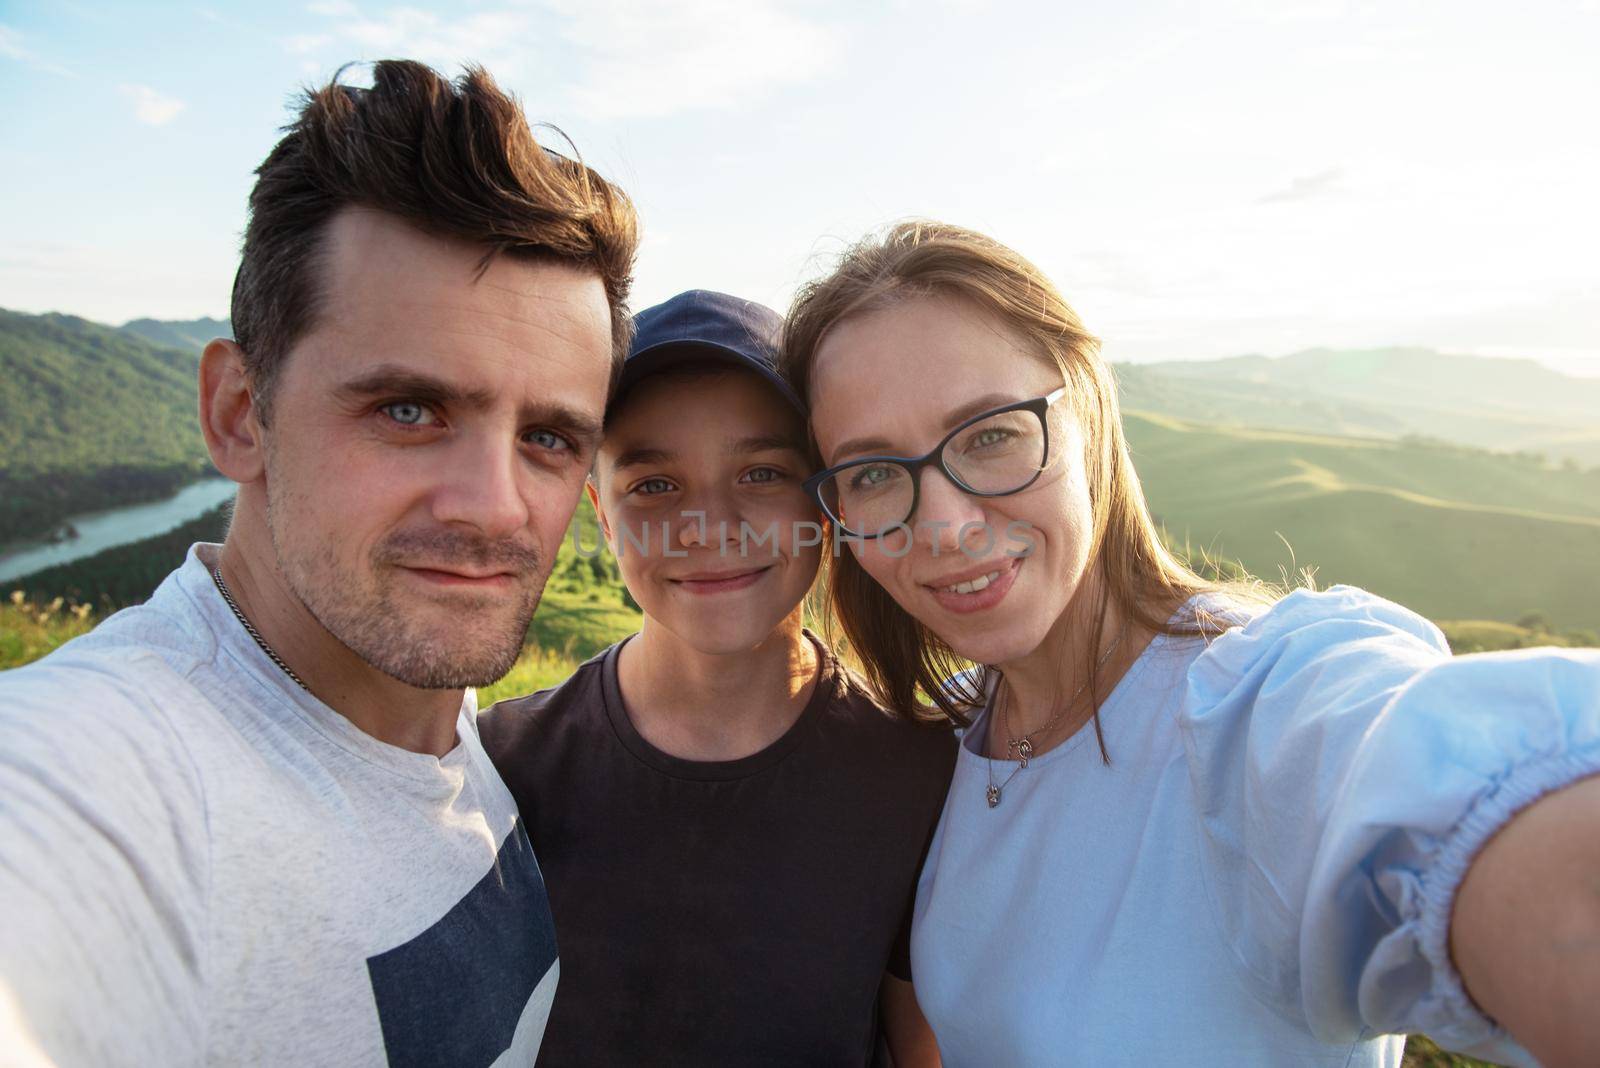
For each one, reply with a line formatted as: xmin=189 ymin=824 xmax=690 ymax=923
xmin=584 ymin=477 xmax=615 ymax=549
xmin=199 ymin=338 xmax=265 ymax=483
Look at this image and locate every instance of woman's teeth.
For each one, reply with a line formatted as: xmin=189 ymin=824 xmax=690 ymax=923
xmin=943 ymin=570 xmax=1002 ymax=595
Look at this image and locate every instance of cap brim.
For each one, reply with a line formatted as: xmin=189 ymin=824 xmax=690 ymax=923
xmin=612 ymin=341 xmax=806 ymax=418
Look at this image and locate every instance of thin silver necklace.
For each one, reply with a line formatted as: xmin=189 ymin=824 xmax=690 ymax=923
xmin=211 ymin=567 xmax=311 ymax=692
xmin=984 ymin=626 xmax=1127 ymax=809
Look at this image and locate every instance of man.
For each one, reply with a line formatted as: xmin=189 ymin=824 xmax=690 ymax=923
xmin=0 ymin=61 xmax=637 ymax=1066
xmin=480 ymin=291 xmax=956 ymax=1066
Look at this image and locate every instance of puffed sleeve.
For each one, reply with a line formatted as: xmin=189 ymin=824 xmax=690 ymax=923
xmin=1181 ymin=585 xmax=1600 ymax=1066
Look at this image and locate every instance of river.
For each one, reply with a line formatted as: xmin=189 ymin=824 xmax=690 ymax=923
xmin=0 ymin=478 xmax=237 ymax=584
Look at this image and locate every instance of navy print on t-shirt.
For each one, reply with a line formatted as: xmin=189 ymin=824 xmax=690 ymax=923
xmin=366 ymin=821 xmax=557 ymax=1068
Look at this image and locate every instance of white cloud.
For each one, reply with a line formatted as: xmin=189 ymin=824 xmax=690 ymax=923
xmin=294 ymin=5 xmax=542 ymax=81
xmin=288 ymin=32 xmax=333 ymax=54
xmin=1256 ymin=167 xmax=1346 ymax=205
xmin=307 ymin=0 xmax=361 ymax=14
xmin=1048 ymin=27 xmax=1194 ymax=103
xmin=120 ymin=84 xmax=185 ymax=126
xmin=293 ymin=0 xmax=838 ymax=119
xmin=553 ymin=0 xmax=838 ymax=119
xmin=0 ymin=22 xmax=74 ymax=76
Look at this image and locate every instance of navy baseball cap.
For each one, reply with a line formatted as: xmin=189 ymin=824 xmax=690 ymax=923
xmin=614 ymin=290 xmax=805 ymax=418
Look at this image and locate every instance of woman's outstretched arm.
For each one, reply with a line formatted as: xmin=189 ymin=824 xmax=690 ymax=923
xmin=1453 ymin=772 xmax=1600 ymax=1068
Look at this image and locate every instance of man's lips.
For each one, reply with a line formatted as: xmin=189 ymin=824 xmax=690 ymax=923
xmin=399 ymin=565 xmax=519 ymax=589
xmin=669 ymin=565 xmax=773 ymax=595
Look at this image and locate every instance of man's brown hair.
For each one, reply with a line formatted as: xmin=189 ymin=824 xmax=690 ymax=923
xmin=231 ymin=59 xmax=640 ymax=422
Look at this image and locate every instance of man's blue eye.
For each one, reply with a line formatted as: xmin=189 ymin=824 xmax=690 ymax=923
xmin=528 ymin=429 xmax=571 ymax=452
xmin=383 ymin=402 xmax=428 ymax=425
xmin=743 ymin=467 xmax=783 ymax=484
xmin=635 ymin=478 xmax=674 ymax=495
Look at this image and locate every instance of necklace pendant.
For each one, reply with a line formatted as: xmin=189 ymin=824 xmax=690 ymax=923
xmin=1008 ymin=737 xmax=1033 ymax=768
xmin=986 ymin=783 xmax=1002 ymax=808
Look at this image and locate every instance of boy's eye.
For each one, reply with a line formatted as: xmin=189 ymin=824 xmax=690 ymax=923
xmin=632 ymin=477 xmax=676 ymax=496
xmin=380 ymin=401 xmax=437 ymax=427
xmin=741 ymin=467 xmax=785 ymax=485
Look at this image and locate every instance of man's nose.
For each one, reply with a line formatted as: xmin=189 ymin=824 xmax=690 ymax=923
xmin=431 ymin=438 xmax=532 ymax=539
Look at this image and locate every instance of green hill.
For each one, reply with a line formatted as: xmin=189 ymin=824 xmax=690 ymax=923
xmin=121 ymin=316 xmax=231 ymax=352
xmin=1125 ymin=412 xmax=1600 ymax=630
xmin=1118 ymin=347 xmax=1600 ymax=467
xmin=0 ymin=308 xmax=213 ymax=544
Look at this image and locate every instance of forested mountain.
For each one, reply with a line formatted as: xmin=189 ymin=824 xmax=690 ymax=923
xmin=121 ymin=316 xmax=232 ymax=352
xmin=1117 ymin=347 xmax=1600 ymax=467
xmin=0 ymin=308 xmax=212 ymax=543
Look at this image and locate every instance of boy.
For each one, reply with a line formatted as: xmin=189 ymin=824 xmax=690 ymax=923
xmin=479 ymin=290 xmax=955 ymax=1066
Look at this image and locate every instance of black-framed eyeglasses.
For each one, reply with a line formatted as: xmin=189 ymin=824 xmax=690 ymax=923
xmin=804 ymin=387 xmax=1068 ymax=539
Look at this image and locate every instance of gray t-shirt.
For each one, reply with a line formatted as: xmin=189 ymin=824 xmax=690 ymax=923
xmin=0 ymin=544 xmax=558 ymax=1067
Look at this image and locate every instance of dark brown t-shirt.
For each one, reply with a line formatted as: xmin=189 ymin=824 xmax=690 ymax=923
xmin=478 ymin=635 xmax=956 ymax=1067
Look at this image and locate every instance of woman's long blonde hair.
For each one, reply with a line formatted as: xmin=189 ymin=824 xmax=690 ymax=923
xmin=783 ymin=221 xmax=1263 ymax=754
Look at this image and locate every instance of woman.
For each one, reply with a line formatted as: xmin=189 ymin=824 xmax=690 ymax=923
xmin=780 ymin=220 xmax=1600 ymax=1067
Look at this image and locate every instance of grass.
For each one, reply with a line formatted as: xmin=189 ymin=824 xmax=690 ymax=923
xmin=524 ymin=582 xmax=640 ymax=665
xmin=0 ymin=590 xmax=96 ymax=670
xmin=1402 ymin=1035 xmax=1503 ymax=1067
xmin=1437 ymin=619 xmax=1596 ymax=654
xmin=1124 ymin=411 xmax=1600 ymax=631
xmin=476 ymin=644 xmax=592 ymax=705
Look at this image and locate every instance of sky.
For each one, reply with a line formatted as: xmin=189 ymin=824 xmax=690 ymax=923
xmin=2 ymin=0 xmax=1597 ymax=373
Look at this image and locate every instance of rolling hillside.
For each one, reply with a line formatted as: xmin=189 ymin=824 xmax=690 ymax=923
xmin=121 ymin=316 xmax=232 ymax=352
xmin=1125 ymin=411 xmax=1600 ymax=630
xmin=0 ymin=308 xmax=212 ymax=543
xmin=1117 ymin=347 xmax=1600 ymax=467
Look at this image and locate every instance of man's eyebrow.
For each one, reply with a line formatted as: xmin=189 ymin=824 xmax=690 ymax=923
xmin=333 ymin=364 xmax=604 ymax=447
xmin=333 ymin=366 xmax=496 ymax=410
xmin=533 ymin=404 xmax=606 ymax=453
xmin=829 ymin=392 xmax=1023 ymax=464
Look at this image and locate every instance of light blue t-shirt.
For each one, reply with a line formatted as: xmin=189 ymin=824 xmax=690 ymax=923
xmin=912 ymin=586 xmax=1600 ymax=1067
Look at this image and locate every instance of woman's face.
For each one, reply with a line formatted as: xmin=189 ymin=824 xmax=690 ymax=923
xmin=808 ymin=293 xmax=1095 ymax=667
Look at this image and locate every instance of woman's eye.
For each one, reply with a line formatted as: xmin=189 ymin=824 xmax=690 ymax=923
xmin=526 ymin=429 xmax=573 ymax=453
xmin=965 ymin=427 xmax=1014 ymax=451
xmin=849 ymin=464 xmax=893 ymax=489
xmin=380 ymin=401 xmax=435 ymax=427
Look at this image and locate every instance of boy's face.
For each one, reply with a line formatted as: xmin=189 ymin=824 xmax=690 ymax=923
xmin=591 ymin=367 xmax=822 ymax=656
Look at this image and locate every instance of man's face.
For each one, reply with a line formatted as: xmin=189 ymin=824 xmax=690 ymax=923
xmin=258 ymin=208 xmax=613 ymax=688
xmin=593 ymin=368 xmax=822 ymax=656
